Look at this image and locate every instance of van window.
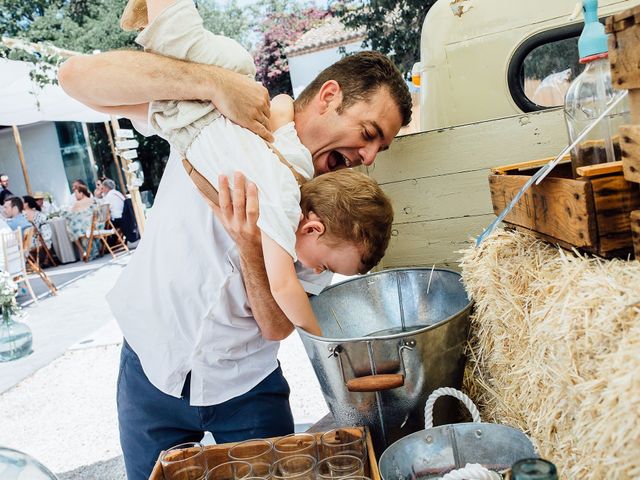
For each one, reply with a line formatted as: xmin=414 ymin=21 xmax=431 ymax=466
xmin=507 ymin=23 xmax=584 ymax=112
xmin=523 ymin=37 xmax=580 ymax=107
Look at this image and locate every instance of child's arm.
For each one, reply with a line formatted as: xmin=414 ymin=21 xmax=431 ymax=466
xmin=269 ymin=94 xmax=294 ymax=132
xmin=261 ymin=233 xmax=322 ymax=336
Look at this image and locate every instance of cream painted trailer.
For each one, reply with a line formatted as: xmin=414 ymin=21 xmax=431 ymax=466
xmin=373 ymin=0 xmax=640 ymax=269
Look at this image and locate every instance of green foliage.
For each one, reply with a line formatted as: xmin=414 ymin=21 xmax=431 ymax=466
xmin=332 ymin=0 xmax=436 ymax=76
xmin=252 ymin=2 xmax=329 ymax=96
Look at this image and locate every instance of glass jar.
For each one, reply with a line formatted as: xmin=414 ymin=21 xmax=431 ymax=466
xmin=564 ymin=56 xmax=630 ymax=177
xmin=0 ymin=309 xmax=33 ymax=362
xmin=0 ymin=447 xmax=58 ymax=479
xmin=511 ymin=458 xmax=558 ymax=480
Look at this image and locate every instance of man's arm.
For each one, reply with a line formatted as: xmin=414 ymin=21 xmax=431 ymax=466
xmin=215 ymin=173 xmax=294 ymax=341
xmin=58 ymin=51 xmax=273 ymax=140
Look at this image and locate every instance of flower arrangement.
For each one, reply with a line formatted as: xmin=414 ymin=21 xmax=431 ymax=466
xmin=0 ymin=271 xmax=20 ymax=323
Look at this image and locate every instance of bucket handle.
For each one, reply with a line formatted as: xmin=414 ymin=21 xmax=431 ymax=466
xmin=346 ymin=374 xmax=405 ymax=392
xmin=331 ymin=340 xmax=412 ymax=392
xmin=424 ymin=387 xmax=482 ymax=429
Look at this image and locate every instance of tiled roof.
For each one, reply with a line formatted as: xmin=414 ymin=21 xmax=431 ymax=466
xmin=286 ymin=17 xmax=365 ymax=57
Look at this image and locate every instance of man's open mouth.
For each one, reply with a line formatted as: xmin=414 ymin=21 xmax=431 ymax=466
xmin=328 ymin=151 xmax=352 ymax=171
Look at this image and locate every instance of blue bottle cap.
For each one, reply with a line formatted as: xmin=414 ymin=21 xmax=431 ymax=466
xmin=578 ymin=0 xmax=608 ymax=62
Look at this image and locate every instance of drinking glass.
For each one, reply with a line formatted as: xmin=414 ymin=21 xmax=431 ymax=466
xmin=316 ymin=454 xmax=364 ymax=480
xmin=320 ymin=429 xmax=367 ymax=461
xmin=271 ymin=454 xmax=316 ymax=480
xmin=227 ymin=438 xmax=274 ymax=477
xmin=273 ymin=433 xmax=318 ymax=460
xmin=206 ymin=460 xmax=253 ymax=480
xmin=161 ymin=442 xmax=208 ymax=480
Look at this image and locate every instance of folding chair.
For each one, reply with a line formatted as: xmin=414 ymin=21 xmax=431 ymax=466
xmin=29 ymin=223 xmax=57 ymax=268
xmin=1 ymin=228 xmax=38 ymax=303
xmin=22 ymin=228 xmax=57 ymax=296
xmin=82 ymin=204 xmax=129 ymax=262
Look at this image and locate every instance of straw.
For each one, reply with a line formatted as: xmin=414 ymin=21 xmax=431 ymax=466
xmin=459 ymin=228 xmax=640 ymax=479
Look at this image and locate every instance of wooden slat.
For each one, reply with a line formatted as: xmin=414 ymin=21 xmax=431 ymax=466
xmin=383 ymin=169 xmax=493 ymax=223
xmin=608 ymin=17 xmax=640 ymax=90
xmin=370 ymin=109 xmax=568 ymax=184
xmin=576 ymin=161 xmax=623 ymax=177
xmin=620 ymin=124 xmax=640 ymax=183
xmin=383 ymin=215 xmax=492 ymax=269
xmin=607 ymin=5 xmax=640 ymax=32
xmin=489 ymin=174 xmax=596 ymax=247
xmin=631 ymin=210 xmax=640 ymax=259
xmin=630 ymin=89 xmax=640 ymax=124
xmin=491 ymin=155 xmax=570 ymax=175
xmin=591 ymin=175 xmax=640 ymax=255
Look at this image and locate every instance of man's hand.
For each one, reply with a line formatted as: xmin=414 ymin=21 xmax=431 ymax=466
xmin=212 ymin=69 xmax=273 ymax=143
xmin=213 ymin=172 xmax=261 ymax=249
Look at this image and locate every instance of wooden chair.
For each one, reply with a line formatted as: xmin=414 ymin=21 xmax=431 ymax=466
xmin=1 ymin=228 xmax=38 ymax=303
xmin=22 ymin=228 xmax=57 ymax=296
xmin=28 ymin=222 xmax=57 ymax=268
xmin=82 ymin=204 xmax=129 ymax=262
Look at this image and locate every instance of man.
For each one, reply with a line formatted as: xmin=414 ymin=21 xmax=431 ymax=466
xmin=58 ymin=7 xmax=411 ymax=478
xmin=100 ymin=178 xmax=125 ymax=228
xmin=0 ymin=174 xmax=13 ymax=205
xmin=3 ymin=197 xmax=32 ymax=232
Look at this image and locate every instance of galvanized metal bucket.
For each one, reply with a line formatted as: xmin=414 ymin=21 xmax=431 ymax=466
xmin=378 ymin=388 xmax=537 ymax=479
xmin=298 ymin=268 xmax=473 ymax=455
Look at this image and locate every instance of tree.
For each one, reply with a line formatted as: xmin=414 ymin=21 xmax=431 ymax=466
xmin=253 ymin=5 xmax=330 ymax=96
xmin=332 ymin=0 xmax=437 ymax=76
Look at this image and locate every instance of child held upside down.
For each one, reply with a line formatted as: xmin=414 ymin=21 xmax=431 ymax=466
xmin=120 ymin=0 xmax=394 ymax=336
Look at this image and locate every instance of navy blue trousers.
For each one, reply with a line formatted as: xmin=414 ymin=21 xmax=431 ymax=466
xmin=117 ymin=340 xmax=294 ymax=480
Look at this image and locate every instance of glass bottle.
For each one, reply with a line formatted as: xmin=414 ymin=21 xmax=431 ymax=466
xmin=563 ymin=0 xmax=630 ymax=178
xmin=511 ymin=458 xmax=558 ymax=480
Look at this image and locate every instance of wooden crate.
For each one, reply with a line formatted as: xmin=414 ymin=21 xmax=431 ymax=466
xmin=632 ymin=210 xmax=640 ymax=259
xmin=607 ymin=5 xmax=640 ymax=123
xmin=489 ymin=160 xmax=640 ymax=258
xmin=148 ymin=427 xmax=379 ymax=480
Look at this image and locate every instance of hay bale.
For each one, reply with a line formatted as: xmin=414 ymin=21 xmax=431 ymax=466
xmin=459 ymin=229 xmax=640 ymax=479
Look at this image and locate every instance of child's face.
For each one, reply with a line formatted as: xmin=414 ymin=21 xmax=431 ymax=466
xmin=296 ymin=235 xmax=363 ymax=276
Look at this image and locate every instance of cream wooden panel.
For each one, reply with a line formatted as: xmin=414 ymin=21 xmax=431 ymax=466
xmin=384 ymin=214 xmax=495 ymax=269
xmin=385 ymin=169 xmax=493 ymax=223
xmin=369 ymin=108 xmax=567 ymax=184
xmin=372 ymin=108 xmax=568 ymax=268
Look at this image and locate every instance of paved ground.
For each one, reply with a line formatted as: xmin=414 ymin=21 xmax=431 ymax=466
xmin=0 ymin=254 xmax=329 ymax=479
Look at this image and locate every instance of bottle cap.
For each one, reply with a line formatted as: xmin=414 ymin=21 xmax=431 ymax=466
xmin=578 ymin=0 xmax=608 ymax=62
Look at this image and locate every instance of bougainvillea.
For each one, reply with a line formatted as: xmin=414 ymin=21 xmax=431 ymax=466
xmin=253 ymin=6 xmax=330 ymax=96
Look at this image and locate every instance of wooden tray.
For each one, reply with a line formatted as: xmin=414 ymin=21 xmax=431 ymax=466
xmin=489 ymin=160 xmax=640 ymax=258
xmin=148 ymin=427 xmax=380 ymax=480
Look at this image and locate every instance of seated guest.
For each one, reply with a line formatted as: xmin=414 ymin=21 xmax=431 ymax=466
xmin=23 ymin=195 xmax=53 ymax=249
xmin=0 ymin=174 xmax=13 ymax=206
xmin=101 ymin=179 xmax=125 ymax=228
xmin=33 ymin=191 xmax=55 ymax=215
xmin=3 ymin=196 xmax=32 ymax=232
xmin=71 ymin=185 xmax=95 ymax=212
xmin=94 ymin=177 xmax=106 ymax=203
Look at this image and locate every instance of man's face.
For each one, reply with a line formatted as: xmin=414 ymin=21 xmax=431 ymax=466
xmin=304 ymin=86 xmax=404 ymax=175
xmin=3 ymin=201 xmax=14 ymax=218
xmin=0 ymin=176 xmax=9 ymax=188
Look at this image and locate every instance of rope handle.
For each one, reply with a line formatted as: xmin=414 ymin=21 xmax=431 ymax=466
xmin=424 ymin=387 xmax=481 ymax=429
xmin=442 ymin=464 xmax=502 ymax=480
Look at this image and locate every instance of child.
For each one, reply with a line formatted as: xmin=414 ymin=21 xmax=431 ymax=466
xmin=121 ymin=0 xmax=394 ymax=336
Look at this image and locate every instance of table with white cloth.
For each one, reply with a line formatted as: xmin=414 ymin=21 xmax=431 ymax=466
xmin=49 ymin=217 xmax=78 ymax=264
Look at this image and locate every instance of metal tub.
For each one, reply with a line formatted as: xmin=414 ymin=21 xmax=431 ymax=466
xmin=298 ymin=268 xmax=473 ymax=454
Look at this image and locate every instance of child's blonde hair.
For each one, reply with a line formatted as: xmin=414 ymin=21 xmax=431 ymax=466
xmin=300 ymin=169 xmax=394 ymax=274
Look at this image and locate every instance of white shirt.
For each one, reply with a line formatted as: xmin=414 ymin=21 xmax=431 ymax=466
xmin=103 ymin=189 xmax=125 ymax=220
xmin=106 ymin=149 xmax=331 ymax=406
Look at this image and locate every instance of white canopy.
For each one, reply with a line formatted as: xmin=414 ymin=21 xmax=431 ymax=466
xmin=0 ymin=58 xmax=110 ymax=126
